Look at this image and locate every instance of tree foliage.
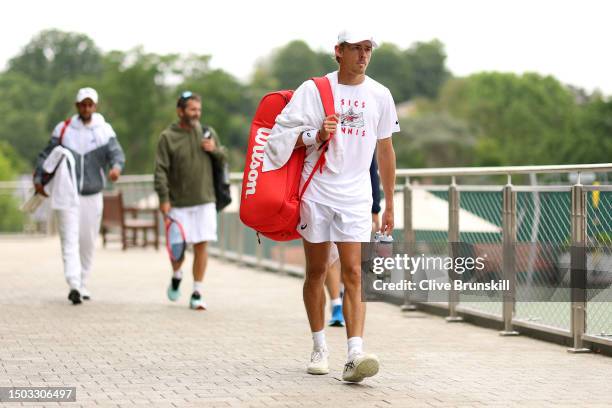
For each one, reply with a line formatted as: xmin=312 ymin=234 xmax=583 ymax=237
xmin=0 ymin=142 xmax=25 ymax=231
xmin=0 ymin=28 xmax=609 ymax=183
xmin=437 ymin=72 xmax=578 ymax=166
xmin=8 ymin=29 xmax=103 ymax=85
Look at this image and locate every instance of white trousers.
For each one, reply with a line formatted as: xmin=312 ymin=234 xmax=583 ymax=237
xmin=56 ymin=193 xmax=103 ymax=290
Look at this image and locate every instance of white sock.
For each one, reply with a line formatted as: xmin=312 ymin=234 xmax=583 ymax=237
xmin=173 ymin=269 xmax=183 ymax=279
xmin=331 ymin=297 xmax=342 ymax=307
xmin=347 ymin=337 xmax=363 ymax=358
xmin=193 ymin=281 xmax=203 ymax=294
xmin=312 ymin=330 xmax=327 ymax=351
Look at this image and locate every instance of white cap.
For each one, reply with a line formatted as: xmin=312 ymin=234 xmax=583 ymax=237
xmin=75 ymin=87 xmax=98 ymax=104
xmin=337 ymin=30 xmax=378 ymax=48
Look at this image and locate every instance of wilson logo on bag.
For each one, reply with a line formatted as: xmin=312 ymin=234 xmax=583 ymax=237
xmin=244 ymin=127 xmax=272 ymax=197
xmin=239 ymin=77 xmax=335 ymax=242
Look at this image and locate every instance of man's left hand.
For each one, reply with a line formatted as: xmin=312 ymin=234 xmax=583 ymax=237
xmin=380 ymin=210 xmax=394 ymax=235
xmin=108 ymin=167 xmax=121 ymax=182
xmin=201 ymin=138 xmax=216 ymax=152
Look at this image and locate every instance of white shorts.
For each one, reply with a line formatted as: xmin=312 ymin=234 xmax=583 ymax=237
xmin=169 ymin=202 xmax=217 ymax=244
xmin=298 ymin=198 xmax=371 ymax=243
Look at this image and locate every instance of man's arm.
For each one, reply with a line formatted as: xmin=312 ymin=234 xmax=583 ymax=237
xmin=370 ymin=154 xmax=381 ymax=231
xmin=154 ymin=134 xmax=171 ymax=214
xmin=294 ymin=114 xmax=339 ymax=149
xmin=106 ymin=137 xmax=125 ymax=181
xmin=376 ymin=137 xmax=396 ymax=234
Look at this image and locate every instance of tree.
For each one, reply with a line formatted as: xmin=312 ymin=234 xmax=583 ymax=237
xmin=97 ymin=49 xmax=170 ymax=174
xmin=0 ymin=72 xmax=50 ymax=165
xmin=403 ymin=39 xmax=450 ymax=100
xmin=271 ymin=40 xmax=323 ymax=90
xmin=395 ymin=112 xmax=475 ymax=168
xmin=181 ymin=68 xmax=254 ymax=152
xmin=367 ymin=43 xmax=411 ymax=102
xmin=0 ymin=143 xmax=25 ymax=232
xmin=8 ymin=29 xmax=103 ymax=85
xmin=438 ymin=72 xmax=577 ymax=166
xmin=570 ymin=96 xmax=612 ymax=163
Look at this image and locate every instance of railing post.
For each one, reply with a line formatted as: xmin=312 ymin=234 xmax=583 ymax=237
xmin=218 ymin=213 xmax=226 ymax=260
xmin=447 ymin=176 xmax=463 ymax=322
xmin=568 ymin=174 xmax=590 ymax=353
xmin=500 ymin=176 xmax=519 ymax=336
xmin=236 ymin=216 xmax=244 ymax=265
xmin=278 ymin=242 xmax=286 ymax=275
xmin=401 ymin=177 xmax=417 ymax=312
xmin=256 ymin=235 xmax=263 ymax=268
xmin=234 ymin=184 xmax=244 ymax=264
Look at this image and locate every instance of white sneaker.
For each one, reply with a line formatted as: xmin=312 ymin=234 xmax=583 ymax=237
xmin=307 ymin=348 xmax=329 ymax=375
xmin=189 ymin=292 xmax=207 ymax=310
xmin=342 ymin=353 xmax=379 ymax=383
xmin=80 ymin=287 xmax=91 ymax=300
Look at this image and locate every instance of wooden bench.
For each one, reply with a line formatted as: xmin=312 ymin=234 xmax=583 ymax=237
xmin=101 ymin=191 xmax=159 ymax=250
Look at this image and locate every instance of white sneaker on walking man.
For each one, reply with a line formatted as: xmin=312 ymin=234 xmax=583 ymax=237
xmin=264 ymin=30 xmax=399 ymax=382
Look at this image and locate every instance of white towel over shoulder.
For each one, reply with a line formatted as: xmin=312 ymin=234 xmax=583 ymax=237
xmin=263 ymin=72 xmax=343 ymax=174
xmin=43 ymin=146 xmax=79 ymax=210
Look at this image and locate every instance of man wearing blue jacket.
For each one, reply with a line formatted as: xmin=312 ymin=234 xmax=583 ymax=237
xmin=34 ymin=87 xmax=125 ymax=305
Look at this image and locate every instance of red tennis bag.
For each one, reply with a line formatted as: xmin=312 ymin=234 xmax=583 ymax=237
xmin=239 ymin=77 xmax=335 ymax=241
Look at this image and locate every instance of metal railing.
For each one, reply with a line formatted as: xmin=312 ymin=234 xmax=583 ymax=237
xmin=212 ymin=164 xmax=612 ymax=353
xmin=3 ymin=164 xmax=611 ymax=353
xmin=394 ymin=165 xmax=612 ymax=352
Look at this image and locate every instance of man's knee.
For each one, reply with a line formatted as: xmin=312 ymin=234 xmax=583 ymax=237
xmin=305 ymin=264 xmax=327 ymax=284
xmin=342 ymin=264 xmax=362 ymax=287
xmin=193 ymin=241 xmax=207 ymax=254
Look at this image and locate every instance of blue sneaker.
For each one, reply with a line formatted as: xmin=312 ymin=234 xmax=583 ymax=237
xmin=329 ymin=304 xmax=345 ymax=327
xmin=167 ymin=277 xmax=181 ymax=301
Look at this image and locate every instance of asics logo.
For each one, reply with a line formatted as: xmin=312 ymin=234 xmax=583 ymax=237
xmin=244 ymin=127 xmax=271 ymax=197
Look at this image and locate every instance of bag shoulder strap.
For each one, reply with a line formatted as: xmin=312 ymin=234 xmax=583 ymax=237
xmin=58 ymin=117 xmax=72 ymax=146
xmin=311 ymin=76 xmax=335 ymax=116
xmin=299 ymin=76 xmax=335 ymax=200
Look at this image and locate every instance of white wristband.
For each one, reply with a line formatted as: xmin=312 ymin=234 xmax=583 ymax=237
xmin=302 ymin=130 xmax=318 ymax=146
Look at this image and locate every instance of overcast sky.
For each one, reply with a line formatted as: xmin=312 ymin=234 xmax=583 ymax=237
xmin=3 ymin=0 xmax=611 ymax=95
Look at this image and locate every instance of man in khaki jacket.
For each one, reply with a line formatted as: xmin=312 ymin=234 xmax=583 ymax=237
xmin=154 ymin=91 xmax=227 ymax=310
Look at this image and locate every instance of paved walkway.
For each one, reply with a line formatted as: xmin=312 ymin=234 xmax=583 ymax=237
xmin=1 ymin=237 xmax=611 ymax=407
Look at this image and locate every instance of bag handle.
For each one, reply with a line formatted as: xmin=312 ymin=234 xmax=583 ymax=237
xmin=58 ymin=117 xmax=72 ymax=145
xmin=299 ymin=76 xmax=335 ymax=200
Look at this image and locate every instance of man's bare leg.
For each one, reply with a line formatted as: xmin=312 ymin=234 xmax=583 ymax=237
xmin=192 ymin=241 xmax=208 ymax=283
xmin=336 ymin=242 xmax=365 ymax=338
xmin=303 ymin=240 xmax=331 ymax=332
xmin=325 ymin=260 xmax=345 ymax=326
xmin=303 ymin=240 xmax=331 ymax=375
xmin=324 ymin=260 xmax=341 ymax=299
xmin=336 ymin=241 xmax=379 ymax=382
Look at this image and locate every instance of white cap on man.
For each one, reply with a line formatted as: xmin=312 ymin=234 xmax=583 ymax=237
xmin=75 ymin=87 xmax=99 ymax=104
xmin=337 ymin=30 xmax=378 ymax=48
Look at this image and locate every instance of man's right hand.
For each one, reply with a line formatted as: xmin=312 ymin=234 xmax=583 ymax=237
xmin=34 ymin=183 xmax=48 ymax=197
xmin=160 ymin=202 xmax=171 ymax=216
xmin=318 ymin=113 xmax=339 ymax=143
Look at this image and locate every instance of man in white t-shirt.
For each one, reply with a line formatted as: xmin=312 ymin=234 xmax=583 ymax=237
xmin=265 ymin=30 xmax=399 ymax=382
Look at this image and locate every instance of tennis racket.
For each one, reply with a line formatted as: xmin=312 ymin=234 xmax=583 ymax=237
xmin=164 ymin=215 xmax=186 ymax=262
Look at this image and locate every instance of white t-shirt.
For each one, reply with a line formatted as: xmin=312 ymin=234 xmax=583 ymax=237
xmin=301 ymin=71 xmax=400 ymax=210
